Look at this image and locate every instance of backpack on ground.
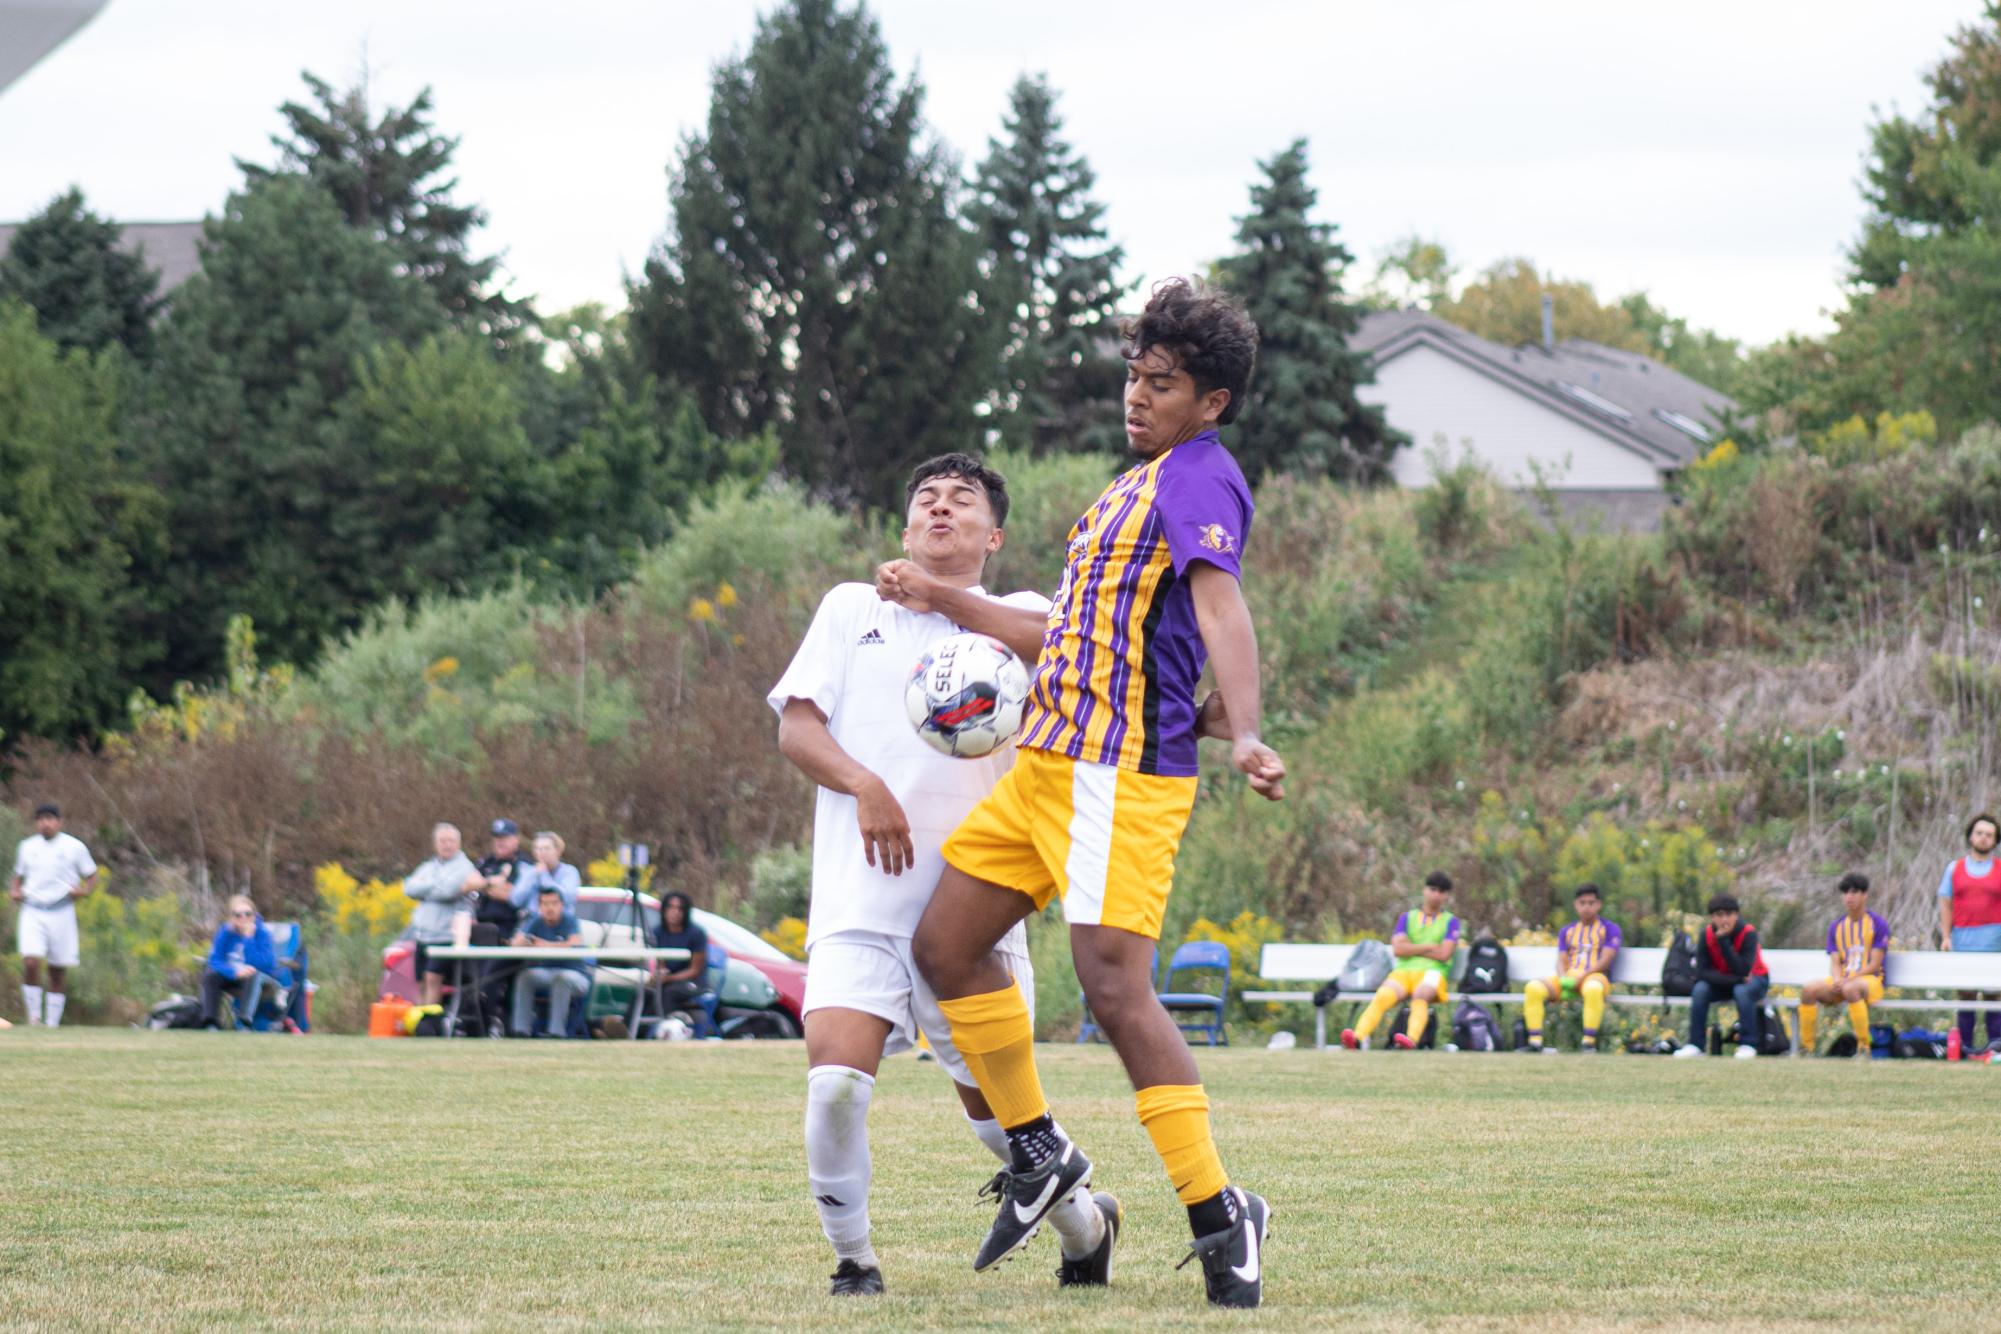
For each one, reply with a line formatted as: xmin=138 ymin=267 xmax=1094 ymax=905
xmin=144 ymin=995 xmax=205 ymax=1030
xmin=1452 ymin=1000 xmax=1501 ymax=1051
xmin=1661 ymin=932 xmax=1700 ymax=997
xmin=1724 ymin=1006 xmax=1791 ymax=1056
xmin=1460 ymin=937 xmax=1509 ymax=994
xmin=1828 ymin=1032 xmax=1858 ymax=1058
xmin=1389 ymin=1003 xmax=1439 ymax=1049
xmin=1323 ymin=939 xmax=1393 ymax=1002
xmin=1894 ymin=1029 xmax=1948 ymax=1059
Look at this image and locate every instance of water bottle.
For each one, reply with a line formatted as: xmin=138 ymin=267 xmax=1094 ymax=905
xmin=1948 ymin=1028 xmax=1963 ymax=1061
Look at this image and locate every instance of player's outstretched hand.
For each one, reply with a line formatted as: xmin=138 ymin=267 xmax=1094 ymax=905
xmin=1233 ymin=735 xmax=1287 ymax=801
xmin=874 ymin=559 xmax=938 ymax=614
xmin=856 ymin=777 xmax=916 ymax=876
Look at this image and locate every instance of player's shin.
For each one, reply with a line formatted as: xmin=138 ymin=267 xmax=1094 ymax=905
xmin=936 ymin=985 xmax=1049 ymax=1146
xmin=21 ymin=984 xmax=41 ymax=1025
xmin=1354 ymin=984 xmax=1398 ymax=1039
xmin=1846 ymin=1000 xmax=1871 ymax=1046
xmin=806 ymin=1066 xmax=879 ymax=1269
xmin=1799 ymin=1003 xmax=1819 ymax=1051
xmin=43 ymin=992 xmax=64 ymax=1026
xmin=1136 ymin=1084 xmax=1234 ymax=1236
xmin=1522 ymin=979 xmax=1547 ymax=1042
xmin=1581 ymin=975 xmax=1607 ymax=1033
xmin=1407 ymin=997 xmax=1431 ymax=1043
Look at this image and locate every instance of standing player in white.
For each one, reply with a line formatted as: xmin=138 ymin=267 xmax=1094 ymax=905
xmin=10 ymin=803 xmax=98 ymax=1026
xmin=770 ymin=455 xmax=1116 ymax=1297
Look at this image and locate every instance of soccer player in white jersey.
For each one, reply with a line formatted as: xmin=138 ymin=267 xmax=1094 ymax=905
xmin=10 ymin=802 xmax=98 ymax=1026
xmin=770 ymin=454 xmax=1117 ymax=1297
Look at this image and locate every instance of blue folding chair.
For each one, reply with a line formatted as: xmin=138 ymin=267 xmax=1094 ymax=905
xmin=1077 ymin=946 xmax=1158 ymax=1043
xmin=1157 ymin=940 xmax=1231 ymax=1046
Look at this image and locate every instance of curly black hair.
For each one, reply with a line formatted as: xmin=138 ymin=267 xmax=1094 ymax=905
xmin=1423 ymin=870 xmax=1453 ymax=893
xmin=905 ymin=452 xmax=1010 ymax=529
xmin=1837 ymin=872 xmax=1870 ymax=893
xmin=1120 ymin=278 xmax=1259 ymax=425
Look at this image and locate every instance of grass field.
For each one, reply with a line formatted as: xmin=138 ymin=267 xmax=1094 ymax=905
xmin=2 ymin=1031 xmax=1996 ymax=1331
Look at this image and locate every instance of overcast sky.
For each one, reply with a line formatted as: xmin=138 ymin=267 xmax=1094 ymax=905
xmin=0 ymin=1 xmax=1984 ymax=346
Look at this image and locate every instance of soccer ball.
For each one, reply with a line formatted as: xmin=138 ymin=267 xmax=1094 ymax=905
xmin=905 ymin=632 xmax=1030 ymax=759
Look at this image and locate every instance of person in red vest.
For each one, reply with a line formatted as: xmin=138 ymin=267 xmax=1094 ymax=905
xmin=1937 ymin=812 xmax=2001 ymax=1054
xmin=1673 ymin=893 xmax=1769 ymax=1060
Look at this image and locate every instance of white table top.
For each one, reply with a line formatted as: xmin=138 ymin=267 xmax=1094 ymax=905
xmin=423 ymin=945 xmax=690 ymax=962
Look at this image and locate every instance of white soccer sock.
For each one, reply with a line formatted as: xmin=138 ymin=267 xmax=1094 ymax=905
xmin=22 ymin=985 xmax=42 ymax=1025
xmin=806 ymin=1065 xmax=878 ymax=1269
xmin=965 ymin=1111 xmax=1011 ymax=1165
xmin=43 ymin=993 xmax=65 ymax=1027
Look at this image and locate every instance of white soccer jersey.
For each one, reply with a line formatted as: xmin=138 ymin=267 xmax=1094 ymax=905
xmin=769 ymin=582 xmax=1048 ymax=948
xmin=13 ymin=832 xmax=96 ymax=909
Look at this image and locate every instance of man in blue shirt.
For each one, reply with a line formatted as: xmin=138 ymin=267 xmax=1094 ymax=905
xmin=201 ymin=896 xmax=285 ymax=1029
xmin=510 ymin=887 xmax=590 ymax=1038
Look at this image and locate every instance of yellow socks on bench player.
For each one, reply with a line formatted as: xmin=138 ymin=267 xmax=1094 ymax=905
xmin=1136 ymin=1084 xmax=1228 ymax=1206
xmin=1581 ymin=974 xmax=1608 ymax=1031
xmin=937 ymin=984 xmax=1048 ymax=1129
xmin=1522 ymin=978 xmax=1549 ymax=1040
xmin=1847 ymin=999 xmax=1871 ymax=1045
xmin=1408 ymin=997 xmax=1431 ymax=1042
xmin=1799 ymin=1003 xmax=1819 ymax=1051
xmin=1354 ymin=983 xmax=1398 ymax=1039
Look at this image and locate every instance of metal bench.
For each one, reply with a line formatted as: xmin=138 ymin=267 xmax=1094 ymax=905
xmin=1247 ymin=942 xmax=2001 ymax=1052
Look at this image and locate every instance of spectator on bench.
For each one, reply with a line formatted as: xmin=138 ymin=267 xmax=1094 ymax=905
xmin=1675 ymin=893 xmax=1769 ymax=1060
xmin=403 ymin=823 xmax=483 ymax=1007
xmin=650 ymin=891 xmax=711 ymax=1016
xmin=513 ymin=831 xmax=581 ymax=917
xmin=1938 ymin=812 xmax=2001 ymax=1055
xmin=511 ymin=885 xmax=590 ymax=1038
xmin=202 ymin=895 xmax=287 ymax=1030
xmin=1799 ymin=872 xmax=1888 ymax=1060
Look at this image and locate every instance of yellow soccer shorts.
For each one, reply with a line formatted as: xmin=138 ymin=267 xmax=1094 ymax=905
xmin=1385 ymin=968 xmax=1449 ymax=1002
xmin=1826 ymin=974 xmax=1886 ymax=1003
xmin=941 ymin=746 xmax=1198 ymax=940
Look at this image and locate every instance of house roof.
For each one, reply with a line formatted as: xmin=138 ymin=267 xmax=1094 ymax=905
xmin=1353 ymin=308 xmax=1737 ymax=471
xmin=0 ymin=219 xmax=205 ymax=293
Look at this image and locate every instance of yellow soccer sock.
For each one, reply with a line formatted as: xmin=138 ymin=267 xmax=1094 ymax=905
xmin=1799 ymin=1004 xmax=1819 ymax=1051
xmin=1354 ymin=984 xmax=1397 ymax=1039
xmin=1847 ymin=1000 xmax=1871 ymax=1046
xmin=937 ymin=985 xmax=1047 ymax=1129
xmin=1408 ymin=997 xmax=1431 ymax=1042
xmin=1581 ymin=975 xmax=1608 ymax=1032
xmin=1522 ymin=979 xmax=1548 ymax=1039
xmin=1136 ymin=1084 xmax=1228 ymax=1206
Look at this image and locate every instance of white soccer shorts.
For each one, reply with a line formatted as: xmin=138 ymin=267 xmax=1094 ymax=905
xmin=802 ymin=929 xmax=1034 ymax=1089
xmin=17 ymin=903 xmax=80 ymax=967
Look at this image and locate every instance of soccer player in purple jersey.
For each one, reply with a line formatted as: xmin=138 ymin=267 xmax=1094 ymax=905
xmin=1798 ymin=872 xmax=1889 ymax=1059
xmin=876 ymin=280 xmax=1285 ymax=1308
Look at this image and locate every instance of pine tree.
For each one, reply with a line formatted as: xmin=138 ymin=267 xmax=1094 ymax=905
xmin=240 ymin=71 xmax=523 ymax=343
xmin=136 ymin=175 xmax=452 ymax=678
xmin=0 ymin=187 xmax=162 ymax=358
xmin=1217 ymin=139 xmax=1401 ymax=484
xmin=969 ymin=74 xmax=1127 ymax=454
xmin=627 ymin=0 xmax=991 ymax=510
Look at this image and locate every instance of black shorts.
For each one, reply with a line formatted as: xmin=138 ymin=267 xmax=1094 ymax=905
xmin=416 ymin=942 xmax=456 ymax=977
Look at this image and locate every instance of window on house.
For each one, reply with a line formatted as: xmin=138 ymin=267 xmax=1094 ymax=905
xmin=1555 ymin=381 xmax=1633 ymax=421
xmin=1653 ymin=408 xmax=1714 ymax=443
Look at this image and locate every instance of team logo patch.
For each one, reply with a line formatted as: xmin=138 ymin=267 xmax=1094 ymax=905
xmin=857 ymin=628 xmax=885 ymax=646
xmin=1198 ymin=524 xmax=1236 ymax=555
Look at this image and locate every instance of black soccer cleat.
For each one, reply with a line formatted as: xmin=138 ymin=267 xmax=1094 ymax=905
xmin=828 ymin=1259 xmax=884 ymax=1296
xmin=1177 ymin=1187 xmax=1270 ymax=1309
xmin=1055 ymin=1190 xmax=1123 ymax=1288
xmin=972 ymin=1140 xmax=1093 ymax=1272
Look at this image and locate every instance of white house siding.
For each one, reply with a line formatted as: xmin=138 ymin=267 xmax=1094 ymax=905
xmin=1361 ymin=344 xmax=1662 ymax=491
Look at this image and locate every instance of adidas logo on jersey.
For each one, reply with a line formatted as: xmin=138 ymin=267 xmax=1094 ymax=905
xmin=857 ymin=628 xmax=886 ymax=646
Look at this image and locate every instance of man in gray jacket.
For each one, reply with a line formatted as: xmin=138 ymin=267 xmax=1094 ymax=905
xmin=404 ymin=822 xmax=481 ymax=1005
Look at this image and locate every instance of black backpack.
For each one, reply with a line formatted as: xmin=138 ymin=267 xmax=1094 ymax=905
xmin=1452 ymin=1001 xmax=1501 ymax=1051
xmin=1389 ymin=1003 xmax=1439 ymax=1049
xmin=1727 ymin=1006 xmax=1792 ymax=1056
xmin=1661 ymin=932 xmax=1700 ymax=997
xmin=1894 ymin=1029 xmax=1948 ymax=1059
xmin=145 ymin=995 xmax=205 ymax=1030
xmin=1460 ymin=937 xmax=1508 ymax=994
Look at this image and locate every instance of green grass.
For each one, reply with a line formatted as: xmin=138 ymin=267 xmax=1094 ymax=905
xmin=2 ymin=1031 xmax=1996 ymax=1331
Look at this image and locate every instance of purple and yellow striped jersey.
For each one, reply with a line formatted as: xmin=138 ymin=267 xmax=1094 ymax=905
xmin=1017 ymin=432 xmax=1253 ymax=777
xmin=1826 ymin=910 xmax=1889 ymax=975
xmin=1558 ymin=919 xmax=1622 ymax=974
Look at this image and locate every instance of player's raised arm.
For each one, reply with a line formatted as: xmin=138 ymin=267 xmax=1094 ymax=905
xmin=776 ymin=697 xmax=915 ymax=876
xmin=1188 ymin=563 xmax=1284 ymax=800
xmin=874 ymin=559 xmax=1048 ymax=664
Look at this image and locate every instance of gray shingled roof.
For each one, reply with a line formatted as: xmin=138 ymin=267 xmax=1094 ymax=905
xmin=1353 ymin=308 xmax=1738 ymax=470
xmin=0 ymin=219 xmax=205 ymax=293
